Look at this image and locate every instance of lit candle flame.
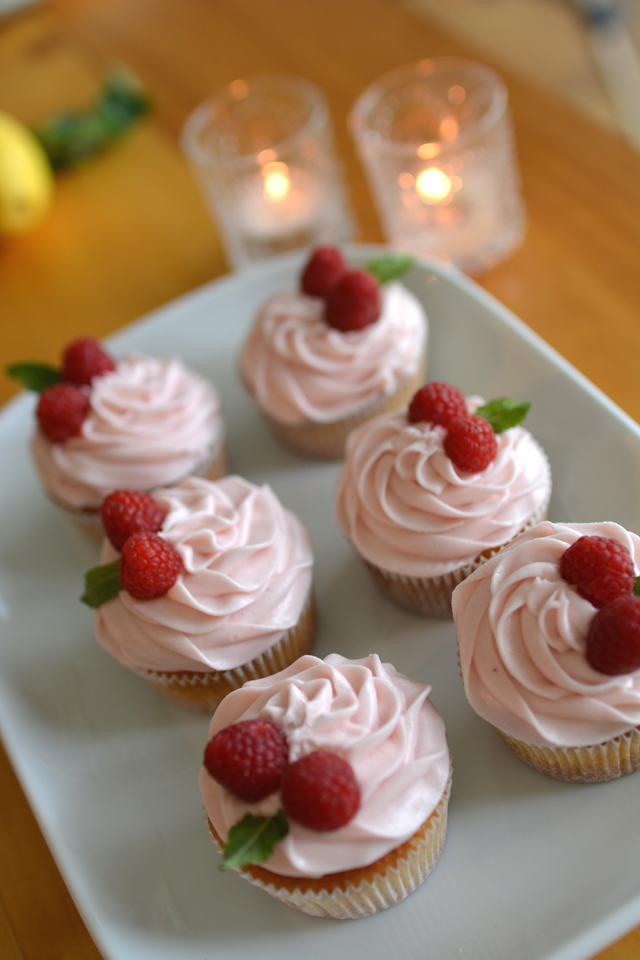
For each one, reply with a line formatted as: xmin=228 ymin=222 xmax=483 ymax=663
xmin=262 ymin=161 xmax=290 ymax=202
xmin=415 ymin=167 xmax=452 ymax=204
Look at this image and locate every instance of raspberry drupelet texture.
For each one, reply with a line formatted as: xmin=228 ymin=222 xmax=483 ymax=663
xmin=204 ymin=719 xmax=289 ymax=803
xmin=118 ymin=531 xmax=181 ymax=600
xmin=444 ymin=415 xmax=498 ymax=473
xmin=586 ymin=594 xmax=640 ymax=675
xmin=101 ymin=490 xmax=168 ymax=552
xmin=60 ymin=336 xmax=116 ymax=385
xmin=408 ymin=381 xmax=467 ymax=426
xmin=281 ymin=751 xmax=360 ymax=831
xmin=560 ymin=535 xmax=636 ymax=608
xmin=36 ymin=382 xmax=90 ymax=442
xmin=324 ymin=268 xmax=381 ymax=332
xmin=300 ymin=246 xmax=347 ymax=298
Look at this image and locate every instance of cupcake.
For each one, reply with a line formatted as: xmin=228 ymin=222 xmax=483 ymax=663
xmin=239 ymin=247 xmax=427 ymax=458
xmin=335 ymin=382 xmax=551 ymax=617
xmin=8 ymin=336 xmax=227 ymax=538
xmin=84 ymin=475 xmax=315 ymax=712
xmin=452 ymin=520 xmax=640 ymax=782
xmin=199 ymin=653 xmax=451 ymax=918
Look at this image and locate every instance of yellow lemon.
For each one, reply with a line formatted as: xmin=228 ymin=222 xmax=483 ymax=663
xmin=0 ymin=110 xmax=54 ymax=235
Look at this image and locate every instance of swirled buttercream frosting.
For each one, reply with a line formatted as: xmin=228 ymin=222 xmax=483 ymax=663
xmin=239 ymin=282 xmax=427 ymax=425
xmin=335 ymin=400 xmax=551 ymax=577
xmin=453 ymin=521 xmax=640 ymax=748
xmin=32 ymin=354 xmax=224 ymax=509
xmin=199 ymin=653 xmax=450 ymax=878
xmin=95 ymin=476 xmax=313 ymax=673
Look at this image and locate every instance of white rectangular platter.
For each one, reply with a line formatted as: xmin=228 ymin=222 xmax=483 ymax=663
xmin=1 ymin=244 xmax=639 ymax=960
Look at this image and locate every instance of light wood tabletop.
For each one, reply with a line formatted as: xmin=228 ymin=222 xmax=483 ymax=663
xmin=0 ymin=2 xmax=638 ymax=959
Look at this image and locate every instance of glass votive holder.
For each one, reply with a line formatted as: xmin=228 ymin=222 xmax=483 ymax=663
xmin=181 ymin=74 xmax=356 ymax=269
xmin=349 ymin=59 xmax=526 ymax=275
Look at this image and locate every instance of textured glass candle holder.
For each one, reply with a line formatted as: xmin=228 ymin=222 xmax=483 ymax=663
xmin=181 ymin=74 xmax=356 ymax=268
xmin=349 ymin=59 xmax=526 ymax=275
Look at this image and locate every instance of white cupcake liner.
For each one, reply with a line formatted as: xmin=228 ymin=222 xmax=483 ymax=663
xmin=133 ymin=589 xmax=316 ymax=713
xmin=362 ymin=492 xmax=550 ymax=618
xmin=49 ymin=439 xmax=229 ymax=541
xmin=254 ymin=360 xmax=426 ymax=460
xmin=207 ymin=772 xmax=451 ymax=919
xmin=499 ymin=726 xmax=640 ymax=783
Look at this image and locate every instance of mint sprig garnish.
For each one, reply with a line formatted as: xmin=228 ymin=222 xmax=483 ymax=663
xmin=366 ymin=253 xmax=414 ymax=285
xmin=5 ymin=362 xmax=61 ymax=393
xmin=220 ymin=810 xmax=289 ymax=871
xmin=476 ymin=397 xmax=531 ymax=434
xmin=33 ymin=66 xmax=151 ymax=170
xmin=634 ymin=577 xmax=640 ymax=597
xmin=81 ymin=560 xmax=122 ymax=608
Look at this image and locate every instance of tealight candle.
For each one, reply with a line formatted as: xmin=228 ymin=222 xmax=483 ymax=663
xmin=349 ymin=59 xmax=526 ymax=275
xmin=181 ymin=75 xmax=355 ymax=268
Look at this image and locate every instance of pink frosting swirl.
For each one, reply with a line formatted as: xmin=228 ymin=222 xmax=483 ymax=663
xmin=239 ymin=282 xmax=427 ymax=425
xmin=32 ymin=354 xmax=224 ymax=509
xmin=335 ymin=401 xmax=551 ymax=577
xmin=453 ymin=521 xmax=640 ymax=748
xmin=95 ymin=476 xmax=313 ymax=673
xmin=199 ymin=653 xmax=450 ymax=878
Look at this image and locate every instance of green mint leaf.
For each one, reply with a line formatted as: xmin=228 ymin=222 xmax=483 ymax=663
xmin=366 ymin=254 xmax=414 ymax=285
xmin=220 ymin=810 xmax=289 ymax=871
xmin=81 ymin=560 xmax=122 ymax=608
xmin=33 ymin=66 xmax=151 ymax=170
xmin=476 ymin=398 xmax=531 ymax=434
xmin=5 ymin=362 xmax=61 ymax=393
xmin=634 ymin=577 xmax=640 ymax=597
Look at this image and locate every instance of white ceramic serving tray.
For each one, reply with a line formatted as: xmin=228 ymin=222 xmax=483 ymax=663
xmin=1 ymin=245 xmax=639 ymax=960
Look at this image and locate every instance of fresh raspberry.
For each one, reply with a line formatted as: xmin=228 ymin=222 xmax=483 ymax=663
xmin=101 ymin=490 xmax=167 ymax=552
xmin=300 ymin=246 xmax=347 ymax=298
xmin=118 ymin=532 xmax=181 ymax=600
xmin=325 ymin=269 xmax=381 ymax=332
xmin=586 ymin=594 xmax=640 ymax=675
xmin=281 ymin=751 xmax=360 ymax=831
xmin=408 ymin=381 xmax=467 ymax=426
xmin=203 ymin=719 xmax=289 ymax=802
xmin=444 ymin=415 xmax=498 ymax=473
xmin=36 ymin=382 xmax=90 ymax=442
xmin=60 ymin=336 xmax=116 ymax=385
xmin=560 ymin=535 xmax=636 ymax=608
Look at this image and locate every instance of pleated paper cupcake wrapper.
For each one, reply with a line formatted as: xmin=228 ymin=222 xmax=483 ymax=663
xmin=362 ymin=492 xmax=550 ymax=618
xmin=206 ymin=772 xmax=451 ymax=919
xmin=134 ymin=590 xmax=316 ymax=713
xmin=49 ymin=438 xmax=229 ymax=542
xmin=499 ymin=726 xmax=640 ymax=783
xmin=261 ymin=361 xmax=426 ymax=460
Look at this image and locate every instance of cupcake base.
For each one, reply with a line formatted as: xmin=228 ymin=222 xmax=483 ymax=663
xmin=499 ymin=726 xmax=640 ymax=783
xmin=362 ymin=500 xmax=550 ymax=618
xmin=134 ymin=590 xmax=316 ymax=713
xmin=53 ymin=440 xmax=229 ymax=542
xmin=207 ymin=773 xmax=451 ymax=919
xmin=259 ymin=362 xmax=426 ymax=460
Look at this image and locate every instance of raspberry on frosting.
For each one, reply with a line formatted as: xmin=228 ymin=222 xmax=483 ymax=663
xmin=560 ymin=535 xmax=636 ymax=608
xmin=204 ymin=719 xmax=289 ymax=802
xmin=300 ymin=246 xmax=347 ymax=298
xmin=408 ymin=381 xmax=467 ymax=426
xmin=444 ymin=415 xmax=498 ymax=473
xmin=101 ymin=489 xmax=167 ymax=552
xmin=325 ymin=269 xmax=381 ymax=331
xmin=281 ymin=751 xmax=360 ymax=831
xmin=60 ymin=336 xmax=116 ymax=385
xmin=586 ymin=594 xmax=640 ymax=676
xmin=36 ymin=382 xmax=90 ymax=442
xmin=118 ymin=531 xmax=181 ymax=599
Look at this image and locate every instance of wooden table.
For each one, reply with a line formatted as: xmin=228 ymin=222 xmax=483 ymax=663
xmin=0 ymin=2 xmax=638 ymax=958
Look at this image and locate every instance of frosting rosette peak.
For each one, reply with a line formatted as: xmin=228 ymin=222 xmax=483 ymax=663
xmin=95 ymin=475 xmax=314 ymax=673
xmin=32 ymin=352 xmax=225 ymax=510
xmin=200 ymin=653 xmax=451 ymax=878
xmin=239 ymin=281 xmax=427 ymax=426
xmin=335 ymin=399 xmax=551 ymax=579
xmin=453 ymin=520 xmax=640 ymax=749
